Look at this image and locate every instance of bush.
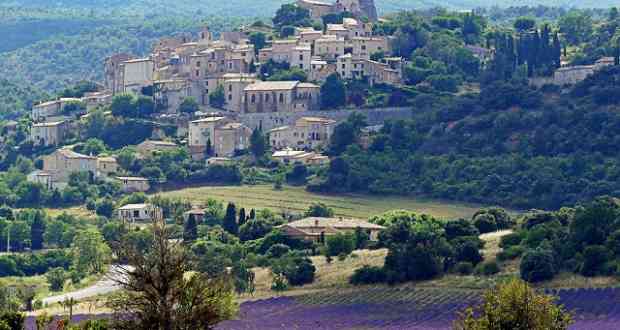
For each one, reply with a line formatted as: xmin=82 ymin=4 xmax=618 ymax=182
xmin=497 ymin=245 xmax=525 ymax=261
xmin=325 ymin=232 xmax=355 ymax=258
xmin=476 ymin=261 xmax=500 ymax=276
xmin=455 ymin=262 xmax=474 ymax=275
xmin=580 ymin=245 xmax=610 ymax=277
xmin=0 ymin=313 xmax=25 ymax=330
xmin=520 ymin=249 xmax=556 ymax=282
xmin=499 ymin=232 xmax=524 ymax=248
xmin=266 ymin=244 xmax=290 ymax=259
xmin=453 ymin=237 xmax=484 ymax=265
xmin=473 ymin=213 xmax=497 ymax=234
xmin=349 ymin=265 xmax=387 ymax=285
xmin=46 ymin=267 xmax=65 ymax=291
xmin=286 ymin=257 xmax=315 ymax=286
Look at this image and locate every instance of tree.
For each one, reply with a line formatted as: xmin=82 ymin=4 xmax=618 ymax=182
xmin=30 ymin=211 xmax=45 ymax=250
xmin=84 ymin=109 xmax=106 ymax=138
xmin=95 ymin=198 xmax=115 ymax=218
xmin=71 ymin=228 xmax=111 ymax=274
xmin=273 ymin=4 xmax=310 ymax=28
xmin=249 ymin=129 xmax=267 ymax=160
xmin=325 ymin=232 xmax=355 ymax=258
xmin=238 ymin=208 xmax=247 ymax=227
xmin=249 ymin=209 xmax=256 ymax=220
xmin=183 ymin=215 xmax=198 ymax=243
xmin=209 ymin=85 xmax=226 ymax=109
xmin=239 ymin=220 xmax=272 ymax=241
xmin=520 ymin=248 xmax=556 ymax=282
xmin=108 ymin=220 xmax=237 ymax=330
xmin=179 ymin=97 xmax=199 ymax=114
xmin=354 ymin=227 xmax=369 ymax=249
xmin=454 ymin=279 xmax=572 ymax=330
xmin=223 ymin=203 xmax=238 ymax=236
xmin=135 ymin=96 xmax=155 ymax=117
xmin=305 ymin=203 xmax=334 ymax=217
xmin=558 ymin=11 xmax=593 ymax=45
xmin=46 ymin=267 xmax=65 ymax=292
xmin=248 ymin=32 xmax=266 ymax=54
xmin=320 ymin=73 xmax=346 ymax=109
xmin=513 ymin=17 xmax=536 ymax=32
xmin=205 ymin=138 xmax=213 ymax=158
xmin=111 ymin=94 xmax=136 ymax=117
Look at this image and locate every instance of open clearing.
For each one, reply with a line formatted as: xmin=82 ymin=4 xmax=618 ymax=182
xmin=157 ymin=185 xmax=483 ymax=219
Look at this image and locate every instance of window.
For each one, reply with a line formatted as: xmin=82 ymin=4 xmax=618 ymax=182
xmin=279 ymin=93 xmax=284 ymax=103
xmin=361 ymin=45 xmax=366 ymax=50
xmin=299 ymin=63 xmax=304 ymax=69
xmin=299 ymin=54 xmax=303 ymax=61
xmin=228 ymin=85 xmax=232 ymax=92
xmin=342 ymin=64 xmax=346 ymax=69
xmin=133 ymin=210 xmax=139 ymax=218
xmin=251 ymin=94 xmax=256 ymax=103
xmin=265 ymin=94 xmax=270 ymax=102
xmin=196 ymin=61 xmax=201 ymax=67
xmin=195 ymin=70 xmax=200 ymax=77
xmin=228 ymin=94 xmax=232 ymax=101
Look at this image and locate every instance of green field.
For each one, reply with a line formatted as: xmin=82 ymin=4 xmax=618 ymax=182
xmin=157 ymin=185 xmax=484 ymax=219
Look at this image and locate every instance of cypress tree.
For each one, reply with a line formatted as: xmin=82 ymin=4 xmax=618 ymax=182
xmin=205 ymin=138 xmax=213 ymax=158
xmin=249 ymin=209 xmax=256 ymax=220
xmin=223 ymin=203 xmax=238 ymax=235
xmin=238 ymin=208 xmax=247 ymax=226
xmin=183 ymin=215 xmax=198 ymax=242
xmin=30 ymin=210 xmax=45 ymax=250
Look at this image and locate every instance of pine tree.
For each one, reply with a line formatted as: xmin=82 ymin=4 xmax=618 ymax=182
xmin=249 ymin=209 xmax=256 ymax=220
xmin=183 ymin=215 xmax=198 ymax=242
xmin=223 ymin=203 xmax=238 ymax=235
xmin=238 ymin=208 xmax=247 ymax=226
xmin=30 ymin=210 xmax=45 ymax=250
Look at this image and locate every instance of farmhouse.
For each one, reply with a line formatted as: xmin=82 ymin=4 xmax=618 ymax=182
xmin=279 ymin=217 xmax=385 ymax=243
xmin=272 ymin=148 xmax=328 ymax=165
xmin=97 ymin=156 xmax=119 ymax=177
xmin=117 ymin=203 xmax=162 ymax=223
xmin=32 ymin=98 xmax=82 ymax=122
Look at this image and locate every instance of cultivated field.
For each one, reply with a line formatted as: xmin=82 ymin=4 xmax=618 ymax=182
xmin=157 ymin=185 xmax=483 ymax=220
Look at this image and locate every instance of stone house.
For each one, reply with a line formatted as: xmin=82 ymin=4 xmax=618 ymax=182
xmin=213 ymin=122 xmax=252 ymax=158
xmin=296 ymin=28 xmax=324 ymax=45
xmin=82 ymin=92 xmax=113 ymax=111
xmin=122 ymin=58 xmax=154 ymax=94
xmin=243 ymin=81 xmax=320 ymax=113
xmin=278 ymin=216 xmax=385 ymax=243
xmin=363 ymin=57 xmax=404 ymax=86
xmin=271 ymin=149 xmax=328 ymax=165
xmin=296 ymin=0 xmax=334 ymax=20
xmin=26 ymin=170 xmax=55 ymax=190
xmin=350 ymin=36 xmax=389 ymax=61
xmin=117 ymin=203 xmax=162 ymax=223
xmin=221 ymin=74 xmax=258 ymax=113
xmin=104 ymin=53 xmax=134 ymax=95
xmin=269 ymin=116 xmax=336 ymax=150
xmin=136 ymin=140 xmax=179 ymax=157
xmin=314 ymin=35 xmax=346 ymax=61
xmin=42 ymin=148 xmax=98 ymax=183
xmin=97 ymin=156 xmax=119 ymax=177
xmin=32 ymin=98 xmax=82 ymax=122
xmin=116 ymin=177 xmax=151 ymax=193
xmin=31 ymin=120 xmax=68 ymax=147
xmin=309 ymin=59 xmax=337 ymax=82
xmin=153 ymin=79 xmax=192 ymax=113
xmin=188 ymin=116 xmax=251 ymax=159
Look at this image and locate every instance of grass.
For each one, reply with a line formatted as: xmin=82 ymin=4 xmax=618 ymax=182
xmin=44 ymin=206 xmax=96 ymax=219
xmin=157 ymin=185 xmax=483 ymax=220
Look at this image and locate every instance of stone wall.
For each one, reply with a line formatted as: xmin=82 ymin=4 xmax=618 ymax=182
xmin=235 ymin=107 xmax=412 ymax=131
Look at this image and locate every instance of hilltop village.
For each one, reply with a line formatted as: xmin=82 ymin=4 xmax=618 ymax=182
xmin=24 ymin=0 xmax=406 ymax=192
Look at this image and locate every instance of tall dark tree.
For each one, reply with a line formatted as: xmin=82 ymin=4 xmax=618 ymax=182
xmin=183 ymin=215 xmax=198 ymax=242
xmin=238 ymin=208 xmax=247 ymax=227
xmin=249 ymin=209 xmax=256 ymax=220
xmin=250 ymin=129 xmax=267 ymax=160
xmin=30 ymin=210 xmax=45 ymax=250
xmin=320 ymin=73 xmax=346 ymax=109
xmin=205 ymin=138 xmax=213 ymax=158
xmin=223 ymin=203 xmax=238 ymax=235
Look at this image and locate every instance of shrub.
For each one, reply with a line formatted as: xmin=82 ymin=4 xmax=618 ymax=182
xmin=0 ymin=313 xmax=25 ymax=330
xmin=499 ymin=232 xmax=524 ymax=248
xmin=325 ymin=232 xmax=355 ymax=258
xmin=266 ymin=244 xmax=290 ymax=259
xmin=473 ymin=213 xmax=497 ymax=234
xmin=349 ymin=265 xmax=386 ymax=285
xmin=476 ymin=261 xmax=500 ymax=276
xmin=580 ymin=245 xmax=610 ymax=277
xmin=46 ymin=267 xmax=65 ymax=291
xmin=286 ymin=258 xmax=315 ymax=286
xmin=520 ymin=249 xmax=556 ymax=282
xmin=455 ymin=262 xmax=474 ymax=275
xmin=453 ymin=237 xmax=484 ymax=265
xmin=497 ymin=245 xmax=525 ymax=261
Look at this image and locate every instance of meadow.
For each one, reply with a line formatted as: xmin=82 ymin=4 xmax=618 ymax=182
xmin=157 ymin=185 xmax=484 ymax=220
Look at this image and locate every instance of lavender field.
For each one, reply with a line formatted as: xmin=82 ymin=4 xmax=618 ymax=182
xmin=216 ymin=287 xmax=620 ymax=330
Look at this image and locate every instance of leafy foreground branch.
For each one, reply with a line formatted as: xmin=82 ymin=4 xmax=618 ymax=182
xmin=454 ymin=279 xmax=572 ymax=330
xmin=107 ymin=219 xmax=237 ymax=330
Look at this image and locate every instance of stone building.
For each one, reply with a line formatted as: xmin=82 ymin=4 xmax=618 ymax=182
xmin=136 ymin=140 xmax=179 ymax=157
xmin=212 ymin=122 xmax=252 ymax=158
xmin=122 ymin=58 xmax=154 ymax=94
xmin=104 ymin=53 xmax=134 ymax=95
xmin=97 ymin=156 xmax=119 ymax=177
xmin=297 ymin=0 xmax=378 ymax=22
xmin=42 ymin=148 xmax=98 ymax=183
xmin=31 ymin=121 xmax=68 ymax=147
xmin=278 ymin=216 xmax=385 ymax=243
xmin=153 ymin=79 xmax=192 ymax=113
xmin=314 ymin=35 xmax=346 ymax=61
xmin=116 ymin=177 xmax=151 ymax=193
xmin=269 ymin=116 xmax=336 ymax=150
xmin=117 ymin=203 xmax=162 ymax=223
xmin=243 ymin=81 xmax=320 ymax=113
xmin=188 ymin=116 xmax=251 ymax=159
xmin=32 ymin=98 xmax=82 ymax=122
